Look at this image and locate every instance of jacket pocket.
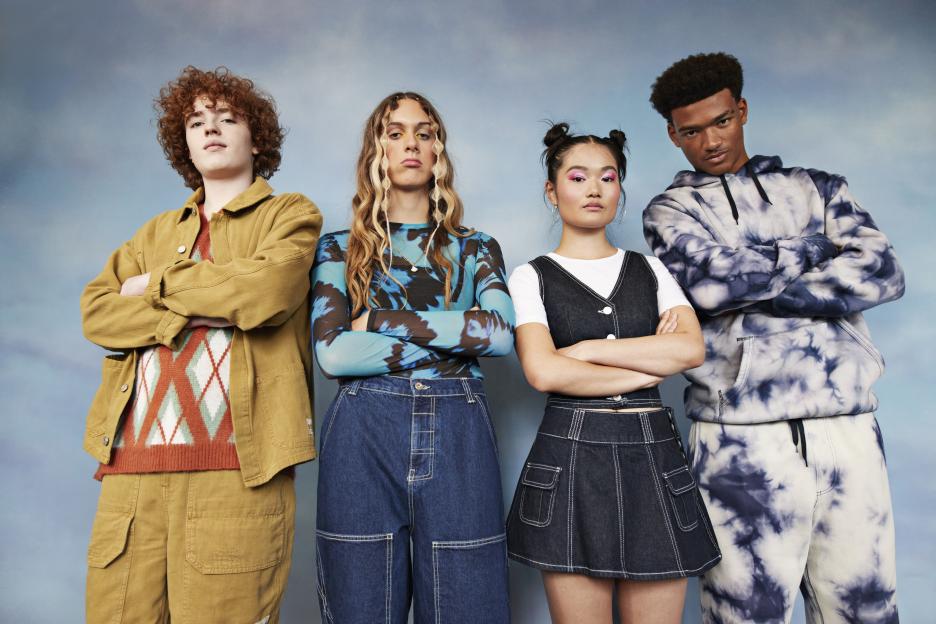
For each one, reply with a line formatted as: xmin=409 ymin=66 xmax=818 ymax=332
xmin=720 ymin=320 xmax=883 ymax=421
xmin=86 ymin=355 xmax=130 ymax=436
xmin=662 ymin=466 xmax=699 ymax=531
xmin=257 ymin=369 xmax=314 ymax=450
xmin=87 ymin=510 xmax=133 ymax=568
xmin=518 ymin=463 xmax=561 ymax=528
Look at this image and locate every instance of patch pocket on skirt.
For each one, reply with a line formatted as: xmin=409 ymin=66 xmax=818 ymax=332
xmin=518 ymin=462 xmax=561 ymax=528
xmin=663 ymin=466 xmax=699 ymax=531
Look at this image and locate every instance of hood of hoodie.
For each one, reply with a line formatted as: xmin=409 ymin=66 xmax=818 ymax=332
xmin=668 ymin=154 xmax=782 ymax=190
xmin=642 ymin=153 xmax=904 ymax=425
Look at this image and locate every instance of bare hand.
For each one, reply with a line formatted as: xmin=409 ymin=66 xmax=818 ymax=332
xmin=185 ymin=316 xmax=233 ymax=329
xmin=351 ymin=310 xmax=370 ymax=332
xmin=655 ymin=308 xmax=678 ymax=335
xmin=120 ymin=273 xmax=151 ymax=296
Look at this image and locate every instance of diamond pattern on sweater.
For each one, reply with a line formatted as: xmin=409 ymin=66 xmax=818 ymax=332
xmin=97 ymin=204 xmax=239 ymax=477
xmin=146 ymin=384 xmax=192 ymax=446
xmin=186 ymin=328 xmax=232 ymax=440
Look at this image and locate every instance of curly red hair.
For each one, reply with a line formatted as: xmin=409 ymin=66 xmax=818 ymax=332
xmin=156 ymin=66 xmax=285 ymax=189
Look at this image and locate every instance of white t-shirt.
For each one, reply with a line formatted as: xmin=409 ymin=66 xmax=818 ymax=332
xmin=508 ymin=249 xmax=691 ymax=329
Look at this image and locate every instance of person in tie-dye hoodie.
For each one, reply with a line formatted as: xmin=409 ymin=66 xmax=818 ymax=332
xmin=643 ymin=53 xmax=905 ymax=623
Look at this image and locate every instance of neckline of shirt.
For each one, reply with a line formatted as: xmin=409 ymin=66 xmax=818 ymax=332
xmin=388 ymin=221 xmax=432 ymax=231
xmin=547 ymin=248 xmax=624 ymax=263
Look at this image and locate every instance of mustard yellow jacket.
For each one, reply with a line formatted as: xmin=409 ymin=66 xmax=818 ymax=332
xmin=80 ymin=178 xmax=323 ymax=487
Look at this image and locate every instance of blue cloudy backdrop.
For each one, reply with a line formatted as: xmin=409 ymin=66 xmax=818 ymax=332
xmin=1 ymin=0 xmax=933 ymax=621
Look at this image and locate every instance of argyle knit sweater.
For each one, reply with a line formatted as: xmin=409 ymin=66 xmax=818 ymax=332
xmin=96 ymin=207 xmax=239 ymax=477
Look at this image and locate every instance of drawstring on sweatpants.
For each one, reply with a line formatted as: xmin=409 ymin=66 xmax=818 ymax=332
xmin=788 ymin=419 xmax=808 ymax=466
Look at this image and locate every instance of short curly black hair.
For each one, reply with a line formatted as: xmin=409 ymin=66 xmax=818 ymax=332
xmin=650 ymin=52 xmax=743 ymax=122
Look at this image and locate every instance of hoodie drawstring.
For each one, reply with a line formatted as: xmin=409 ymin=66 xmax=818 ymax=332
xmin=718 ymin=161 xmax=773 ymax=225
xmin=746 ymin=161 xmax=773 ymax=205
xmin=718 ymin=175 xmax=740 ymax=224
xmin=788 ymin=419 xmax=808 ymax=466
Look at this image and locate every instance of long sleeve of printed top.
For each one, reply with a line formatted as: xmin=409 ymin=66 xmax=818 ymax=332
xmin=311 ymin=223 xmax=515 ymax=379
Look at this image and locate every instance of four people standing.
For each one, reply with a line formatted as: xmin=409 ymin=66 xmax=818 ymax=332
xmin=80 ymin=57 xmax=904 ymax=623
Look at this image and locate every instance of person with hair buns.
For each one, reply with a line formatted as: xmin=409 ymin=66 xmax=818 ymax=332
xmin=80 ymin=66 xmax=322 ymax=623
xmin=644 ymin=52 xmax=904 ymax=622
xmin=310 ymin=92 xmax=514 ymax=623
xmin=505 ymin=122 xmax=720 ymax=623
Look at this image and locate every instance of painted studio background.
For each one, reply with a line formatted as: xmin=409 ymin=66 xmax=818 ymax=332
xmin=1 ymin=1 xmax=933 ymax=621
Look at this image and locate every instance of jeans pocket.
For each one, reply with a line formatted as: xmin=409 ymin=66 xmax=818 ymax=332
xmin=316 ymin=530 xmax=394 ymax=624
xmin=518 ymin=462 xmax=561 ymax=528
xmin=662 ymin=465 xmax=699 ymax=531
xmin=318 ymin=386 xmax=349 ymax=459
xmin=432 ymin=533 xmax=509 ymax=624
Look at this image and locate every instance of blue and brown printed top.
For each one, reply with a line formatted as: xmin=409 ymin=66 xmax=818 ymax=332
xmin=311 ymin=223 xmax=515 ymax=380
xmin=643 ymin=155 xmax=905 ymax=425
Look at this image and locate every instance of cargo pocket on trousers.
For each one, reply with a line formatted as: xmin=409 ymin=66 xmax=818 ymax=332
xmin=518 ymin=463 xmax=561 ymax=528
xmin=185 ymin=474 xmax=287 ymax=575
xmin=663 ymin=466 xmax=699 ymax=531
xmin=316 ymin=530 xmax=394 ymax=624
xmin=432 ymin=533 xmax=509 ymax=623
xmin=87 ymin=510 xmax=133 ymax=568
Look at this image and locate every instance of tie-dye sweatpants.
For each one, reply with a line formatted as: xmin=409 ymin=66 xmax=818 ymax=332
xmin=689 ymin=413 xmax=898 ymax=623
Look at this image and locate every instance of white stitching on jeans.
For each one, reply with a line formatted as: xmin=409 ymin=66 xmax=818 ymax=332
xmin=538 ymin=431 xmax=676 ymax=445
xmin=432 ymin=535 xmax=507 ymax=623
xmin=642 ymin=413 xmax=684 ymax=573
xmin=385 ymin=535 xmax=392 ymax=624
xmin=612 ymin=444 xmax=626 ymax=572
xmin=507 ymin=550 xmax=721 ymax=577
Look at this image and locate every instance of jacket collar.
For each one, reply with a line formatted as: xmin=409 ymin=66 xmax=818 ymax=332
xmin=667 ymin=155 xmax=783 ymax=190
xmin=176 ymin=177 xmax=274 ymax=222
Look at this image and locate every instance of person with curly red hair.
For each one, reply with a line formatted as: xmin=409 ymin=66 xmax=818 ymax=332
xmin=80 ymin=66 xmax=322 ymax=623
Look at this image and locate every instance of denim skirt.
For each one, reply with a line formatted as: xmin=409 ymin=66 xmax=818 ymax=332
xmin=506 ymin=401 xmax=721 ymax=579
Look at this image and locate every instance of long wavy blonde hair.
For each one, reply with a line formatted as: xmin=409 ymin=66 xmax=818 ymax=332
xmin=345 ymin=92 xmax=468 ymax=314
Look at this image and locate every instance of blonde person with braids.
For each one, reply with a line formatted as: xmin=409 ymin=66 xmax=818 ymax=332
xmin=310 ymin=93 xmax=514 ymax=623
xmin=505 ymin=123 xmax=721 ymax=623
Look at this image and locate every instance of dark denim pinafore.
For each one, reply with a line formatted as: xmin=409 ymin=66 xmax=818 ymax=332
xmin=506 ymin=251 xmax=721 ymax=578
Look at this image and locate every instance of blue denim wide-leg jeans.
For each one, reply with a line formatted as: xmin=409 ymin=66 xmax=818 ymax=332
xmin=316 ymin=376 xmax=510 ymax=624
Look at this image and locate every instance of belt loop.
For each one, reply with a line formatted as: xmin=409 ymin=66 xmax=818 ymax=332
xmin=639 ymin=412 xmax=653 ymax=443
xmin=460 ymin=379 xmax=476 ymax=404
xmin=347 ymin=380 xmax=362 ymax=396
xmin=567 ymin=409 xmax=585 ymax=441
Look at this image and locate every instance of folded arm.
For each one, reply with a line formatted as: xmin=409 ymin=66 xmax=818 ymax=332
xmin=311 ymin=235 xmax=445 ymax=379
xmin=642 ymin=200 xmax=837 ymax=315
xmin=145 ymin=194 xmax=322 ymax=331
xmin=366 ymin=235 xmax=515 ymax=356
xmin=765 ymin=173 xmax=905 ymax=317
xmin=516 ymin=323 xmax=662 ymax=397
xmin=81 ymin=238 xmax=189 ymax=350
xmin=558 ymin=306 xmax=704 ymax=376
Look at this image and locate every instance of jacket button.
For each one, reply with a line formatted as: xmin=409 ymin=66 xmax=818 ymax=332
xmin=120 ymin=384 xmax=128 ymax=392
xmin=103 ymin=436 xmax=110 ymax=446
xmin=606 ymin=334 xmax=615 ymax=340
xmin=177 ymin=245 xmax=187 ymax=253
xmin=414 ymin=382 xmax=428 ymax=390
xmin=600 ymin=306 xmax=612 ymax=315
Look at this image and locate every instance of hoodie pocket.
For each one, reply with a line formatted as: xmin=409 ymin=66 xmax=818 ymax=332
xmin=720 ymin=320 xmax=883 ymax=421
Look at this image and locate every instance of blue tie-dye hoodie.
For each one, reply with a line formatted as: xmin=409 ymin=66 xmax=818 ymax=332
xmin=643 ymin=155 xmax=905 ymax=424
